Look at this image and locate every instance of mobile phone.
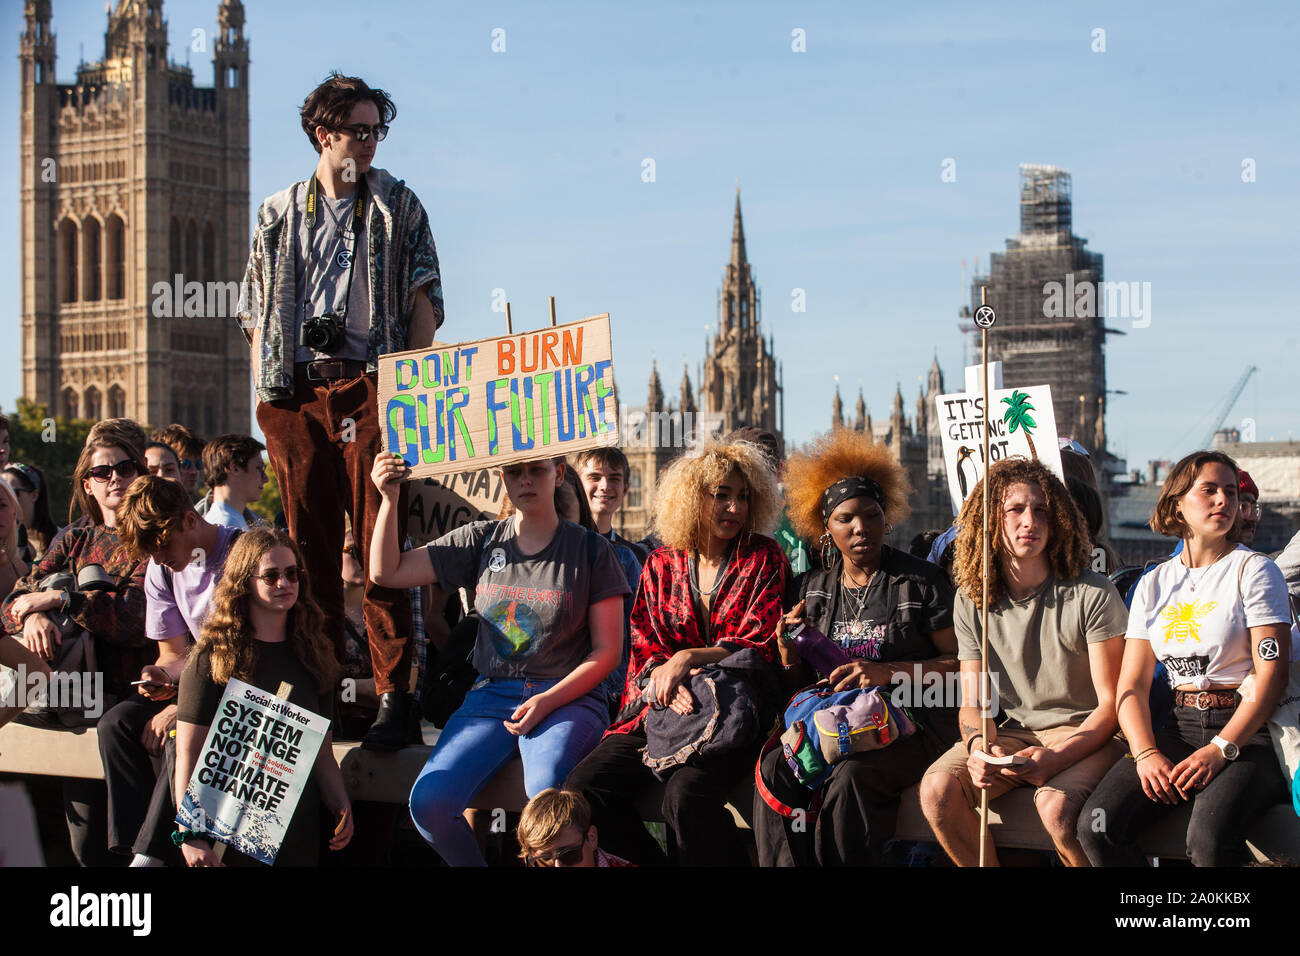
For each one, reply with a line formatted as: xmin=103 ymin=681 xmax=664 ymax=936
xmin=973 ymin=750 xmax=1029 ymax=767
xmin=131 ymin=679 xmax=176 ymax=688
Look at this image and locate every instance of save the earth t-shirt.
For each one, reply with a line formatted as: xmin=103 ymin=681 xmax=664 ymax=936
xmin=424 ymin=519 xmax=630 ymax=680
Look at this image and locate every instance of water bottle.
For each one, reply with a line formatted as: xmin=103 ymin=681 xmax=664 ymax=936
xmin=786 ymin=622 xmax=853 ymax=678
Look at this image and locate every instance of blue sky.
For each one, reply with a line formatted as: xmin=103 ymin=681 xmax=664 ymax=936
xmin=3 ymin=0 xmax=1298 ymax=470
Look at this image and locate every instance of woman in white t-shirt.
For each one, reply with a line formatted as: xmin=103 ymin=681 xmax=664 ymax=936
xmin=370 ymin=452 xmax=629 ymax=866
xmin=1079 ymin=451 xmax=1292 ymax=866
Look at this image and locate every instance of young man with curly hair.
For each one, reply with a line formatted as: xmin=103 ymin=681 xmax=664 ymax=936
xmin=237 ymin=72 xmax=444 ymax=748
xmin=918 ymin=457 xmax=1129 ymax=866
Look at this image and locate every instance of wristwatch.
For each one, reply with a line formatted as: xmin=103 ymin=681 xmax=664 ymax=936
xmin=1211 ymin=735 xmax=1239 ymax=761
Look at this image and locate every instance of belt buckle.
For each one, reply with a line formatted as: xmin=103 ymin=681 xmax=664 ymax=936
xmin=306 ymin=360 xmax=339 ymax=382
xmin=1194 ymin=691 xmax=1213 ymax=711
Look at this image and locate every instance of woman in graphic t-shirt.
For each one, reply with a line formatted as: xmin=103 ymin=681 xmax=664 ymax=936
xmin=1079 ymin=450 xmax=1292 ymax=867
xmin=753 ymin=428 xmax=959 ymax=866
xmin=370 ymin=453 xmax=629 ymax=867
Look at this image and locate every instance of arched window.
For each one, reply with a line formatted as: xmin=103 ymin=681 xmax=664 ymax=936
xmin=185 ymin=219 xmax=199 ymax=280
xmin=62 ymin=387 xmax=79 ymax=420
xmin=108 ymin=384 xmax=126 ymax=419
xmin=84 ymin=386 xmax=102 ymax=421
xmin=58 ymin=218 xmax=79 ymax=303
xmin=202 ymin=221 xmax=216 ymax=280
xmin=169 ymin=217 xmax=182 ymax=278
xmin=106 ymin=214 xmax=125 ymax=299
xmin=82 ymin=216 xmax=102 ymax=301
xmin=627 ymin=466 xmax=643 ymax=509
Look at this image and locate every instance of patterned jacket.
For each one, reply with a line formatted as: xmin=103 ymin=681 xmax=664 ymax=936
xmin=608 ymin=533 xmax=789 ymax=736
xmin=1 ymin=517 xmax=150 ymax=698
xmin=237 ymin=166 xmax=444 ymax=403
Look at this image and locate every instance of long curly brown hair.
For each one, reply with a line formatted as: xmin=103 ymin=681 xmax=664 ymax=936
xmin=651 ymin=440 xmax=782 ymax=551
xmin=783 ymin=429 xmax=912 ymax=542
xmin=952 ymin=457 xmax=1090 ymax=609
xmin=197 ymin=528 xmax=340 ymax=694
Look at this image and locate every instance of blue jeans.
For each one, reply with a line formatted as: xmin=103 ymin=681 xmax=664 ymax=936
xmin=409 ymin=676 xmax=609 ymax=866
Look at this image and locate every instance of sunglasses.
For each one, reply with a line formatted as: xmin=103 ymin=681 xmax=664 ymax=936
xmin=340 ymin=123 xmax=388 ymax=143
xmin=87 ymin=461 xmax=140 ymax=482
xmin=254 ymin=566 xmax=301 ymax=588
xmin=526 ymin=837 xmax=588 ymax=867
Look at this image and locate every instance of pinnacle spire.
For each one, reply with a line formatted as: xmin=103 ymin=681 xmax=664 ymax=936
xmin=731 ymin=187 xmax=746 ymax=268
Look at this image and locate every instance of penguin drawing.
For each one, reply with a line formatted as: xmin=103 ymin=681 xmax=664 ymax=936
xmin=956 ymin=446 xmax=978 ymax=499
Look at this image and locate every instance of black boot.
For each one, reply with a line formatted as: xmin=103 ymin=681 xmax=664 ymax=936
xmin=361 ymin=691 xmax=411 ymax=752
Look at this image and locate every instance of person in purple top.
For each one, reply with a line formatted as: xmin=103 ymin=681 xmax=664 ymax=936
xmin=106 ymin=476 xmax=244 ymax=864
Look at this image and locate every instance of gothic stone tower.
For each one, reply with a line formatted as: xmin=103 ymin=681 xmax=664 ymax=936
xmin=19 ymin=0 xmax=251 ymax=435
xmin=618 ymin=192 xmax=784 ymax=540
xmin=701 ymin=190 xmax=783 ymax=439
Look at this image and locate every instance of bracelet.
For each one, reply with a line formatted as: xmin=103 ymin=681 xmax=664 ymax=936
xmin=1132 ymin=747 xmax=1159 ymax=763
xmin=171 ymin=829 xmax=203 ymax=847
xmin=964 ymin=734 xmax=985 ymax=754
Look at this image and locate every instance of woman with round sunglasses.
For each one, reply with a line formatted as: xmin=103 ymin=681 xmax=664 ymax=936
xmin=370 ymin=452 xmax=629 ymax=867
xmin=173 ymin=529 xmax=353 ymax=866
xmin=3 ymin=462 xmax=60 ymax=562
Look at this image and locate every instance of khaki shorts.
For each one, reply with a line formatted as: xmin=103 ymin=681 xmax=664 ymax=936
xmin=923 ymin=724 xmax=1125 ymax=817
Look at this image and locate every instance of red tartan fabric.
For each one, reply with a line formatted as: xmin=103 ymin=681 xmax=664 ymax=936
xmin=1 ymin=517 xmax=150 ymax=697
xmin=606 ymin=532 xmax=789 ymax=736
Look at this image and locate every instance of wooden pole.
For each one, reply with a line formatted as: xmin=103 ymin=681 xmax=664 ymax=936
xmin=548 ymin=296 xmax=557 ymax=327
xmin=505 ymin=302 xmax=513 ymax=334
xmin=978 ymin=288 xmax=993 ymax=868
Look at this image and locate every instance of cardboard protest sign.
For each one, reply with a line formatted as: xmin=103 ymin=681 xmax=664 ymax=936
xmin=377 ymin=315 xmax=618 ymax=480
xmin=935 ymin=383 xmax=1064 ymax=514
xmin=406 ymin=468 xmax=506 ymax=547
xmin=176 ymin=677 xmax=329 ymax=865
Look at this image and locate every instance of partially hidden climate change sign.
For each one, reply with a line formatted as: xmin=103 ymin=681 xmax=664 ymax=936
xmin=378 ymin=314 xmax=618 ymax=480
xmin=176 ymin=678 xmax=329 ymax=865
xmin=935 ymin=384 xmax=1063 ymax=515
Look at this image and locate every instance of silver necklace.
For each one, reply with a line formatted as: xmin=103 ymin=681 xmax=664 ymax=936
xmin=840 ymin=568 xmax=878 ymax=636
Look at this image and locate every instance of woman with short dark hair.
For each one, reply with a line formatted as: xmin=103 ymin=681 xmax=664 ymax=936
xmin=1078 ymin=450 xmax=1293 ymax=866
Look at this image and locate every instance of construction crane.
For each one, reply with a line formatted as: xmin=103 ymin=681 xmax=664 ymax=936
xmin=1199 ymin=365 xmax=1257 ymax=449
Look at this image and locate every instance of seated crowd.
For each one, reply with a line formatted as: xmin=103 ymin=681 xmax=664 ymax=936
xmin=0 ymin=407 xmax=1298 ymax=868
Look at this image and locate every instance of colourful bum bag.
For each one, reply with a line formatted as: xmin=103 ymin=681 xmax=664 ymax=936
xmin=756 ymin=683 xmax=917 ymax=818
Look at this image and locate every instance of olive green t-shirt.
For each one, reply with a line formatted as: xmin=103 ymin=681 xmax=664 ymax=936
xmin=954 ymin=570 xmax=1127 ymax=731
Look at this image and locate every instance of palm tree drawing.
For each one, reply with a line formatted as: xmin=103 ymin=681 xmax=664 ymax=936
xmin=1001 ymin=390 xmax=1039 ymax=460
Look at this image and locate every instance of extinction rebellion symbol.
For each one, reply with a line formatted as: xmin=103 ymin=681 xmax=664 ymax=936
xmin=336 ymin=248 xmax=352 ymax=269
xmin=973 ymin=305 xmax=996 ymax=329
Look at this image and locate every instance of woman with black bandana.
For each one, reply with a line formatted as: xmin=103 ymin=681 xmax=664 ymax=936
xmin=754 ymin=429 xmax=960 ymax=866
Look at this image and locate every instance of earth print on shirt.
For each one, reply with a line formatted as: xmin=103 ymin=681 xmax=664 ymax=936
xmin=1159 ymin=602 xmax=1217 ymax=644
xmin=483 ymin=600 xmax=544 ymax=661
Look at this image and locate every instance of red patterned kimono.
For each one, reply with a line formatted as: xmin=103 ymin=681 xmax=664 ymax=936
xmin=607 ymin=532 xmax=789 ymax=736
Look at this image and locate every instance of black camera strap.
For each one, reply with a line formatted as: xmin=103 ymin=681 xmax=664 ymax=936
xmin=303 ymin=171 xmax=367 ymax=322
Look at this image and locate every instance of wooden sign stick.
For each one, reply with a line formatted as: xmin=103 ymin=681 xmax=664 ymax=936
xmin=505 ymin=302 xmax=513 ymax=334
xmin=548 ymin=296 xmax=557 ymax=327
xmin=977 ymin=287 xmax=994 ymax=868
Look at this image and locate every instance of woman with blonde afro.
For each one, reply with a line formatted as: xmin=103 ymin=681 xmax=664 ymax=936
xmin=754 ymin=428 xmax=960 ymax=866
xmin=566 ymin=439 xmax=789 ymax=865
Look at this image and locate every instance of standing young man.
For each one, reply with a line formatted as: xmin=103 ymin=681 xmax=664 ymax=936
xmin=575 ymin=448 xmax=648 ymax=563
xmin=918 ymin=458 xmax=1128 ymax=866
xmin=237 ymin=72 xmax=444 ymax=749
